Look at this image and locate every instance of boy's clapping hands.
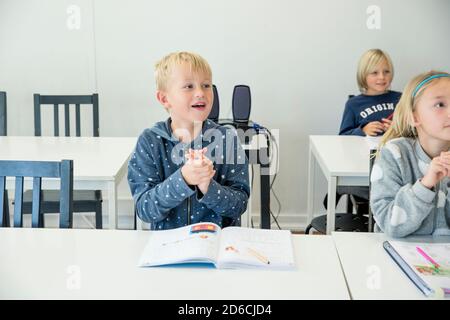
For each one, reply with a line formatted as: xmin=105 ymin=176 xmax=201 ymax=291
xmin=181 ymin=147 xmax=216 ymax=194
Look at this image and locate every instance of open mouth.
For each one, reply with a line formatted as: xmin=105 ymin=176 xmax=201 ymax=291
xmin=191 ymin=102 xmax=206 ymax=110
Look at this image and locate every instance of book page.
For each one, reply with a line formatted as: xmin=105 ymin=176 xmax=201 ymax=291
xmin=389 ymin=241 xmax=450 ymax=296
xmin=138 ymin=222 xmax=221 ymax=267
xmin=216 ymin=227 xmax=295 ymax=269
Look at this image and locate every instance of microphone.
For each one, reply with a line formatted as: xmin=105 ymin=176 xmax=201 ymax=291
xmin=232 ymin=85 xmax=251 ymax=124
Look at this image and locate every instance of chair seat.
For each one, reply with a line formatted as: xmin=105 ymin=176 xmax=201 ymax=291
xmin=20 ymin=189 xmax=103 ymax=229
xmin=24 ymin=190 xmax=100 ymax=202
xmin=307 ymin=213 xmax=369 ymax=234
xmin=22 ymin=190 xmax=102 ymax=213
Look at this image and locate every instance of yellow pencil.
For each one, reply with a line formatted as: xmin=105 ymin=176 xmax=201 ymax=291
xmin=247 ymin=247 xmax=270 ymax=264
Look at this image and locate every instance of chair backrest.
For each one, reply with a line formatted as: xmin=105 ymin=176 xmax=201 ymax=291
xmin=368 ymin=149 xmax=377 ymax=232
xmin=232 ymin=85 xmax=251 ymax=124
xmin=208 ymin=84 xmax=220 ymax=123
xmin=0 ymin=160 xmax=74 ymax=228
xmin=34 ymin=94 xmax=99 ymax=137
xmin=0 ymin=91 xmax=6 ymax=136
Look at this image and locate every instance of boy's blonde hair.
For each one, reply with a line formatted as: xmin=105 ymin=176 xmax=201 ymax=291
xmin=357 ymin=49 xmax=394 ymax=93
xmin=379 ymin=70 xmax=450 ymax=149
xmin=154 ymin=51 xmax=212 ymax=91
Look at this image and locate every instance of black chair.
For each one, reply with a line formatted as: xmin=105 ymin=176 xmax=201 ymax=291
xmin=305 ymin=149 xmax=376 ymax=234
xmin=208 ymin=85 xmax=220 ymax=123
xmin=22 ymin=94 xmax=102 ymax=228
xmin=0 ymin=91 xmax=6 ymax=136
xmin=0 ymin=160 xmax=73 ymax=228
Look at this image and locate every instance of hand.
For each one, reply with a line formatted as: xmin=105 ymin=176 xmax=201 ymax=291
xmin=381 ymin=118 xmax=393 ymax=131
xmin=362 ymin=121 xmax=385 ymax=136
xmin=181 ymin=148 xmax=215 ymax=192
xmin=197 ymin=156 xmax=215 ymax=194
xmin=421 ymin=151 xmax=450 ymax=189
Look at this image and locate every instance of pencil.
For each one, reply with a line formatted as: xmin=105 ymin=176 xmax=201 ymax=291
xmin=416 ymin=246 xmax=440 ymax=269
xmin=385 ymin=113 xmax=394 ymax=121
xmin=247 ymin=247 xmax=270 ymax=265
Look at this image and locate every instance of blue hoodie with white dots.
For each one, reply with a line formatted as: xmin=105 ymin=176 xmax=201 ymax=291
xmin=128 ymin=119 xmax=250 ymax=230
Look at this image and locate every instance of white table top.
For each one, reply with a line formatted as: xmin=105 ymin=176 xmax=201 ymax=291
xmin=332 ymin=232 xmax=450 ymax=300
xmin=309 ymin=135 xmax=376 ymax=177
xmin=0 ymin=229 xmax=349 ymax=299
xmin=0 ymin=136 xmax=137 ymax=181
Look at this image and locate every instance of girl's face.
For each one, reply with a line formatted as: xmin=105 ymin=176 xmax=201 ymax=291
xmin=365 ymin=59 xmax=392 ymax=95
xmin=413 ymin=78 xmax=450 ymax=143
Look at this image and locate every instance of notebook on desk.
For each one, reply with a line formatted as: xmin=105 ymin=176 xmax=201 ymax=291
xmin=383 ymin=240 xmax=450 ymax=298
xmin=138 ymin=222 xmax=295 ymax=270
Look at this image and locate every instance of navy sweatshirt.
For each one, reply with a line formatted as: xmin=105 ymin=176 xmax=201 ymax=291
xmin=128 ymin=118 xmax=250 ymax=230
xmin=339 ymin=91 xmax=402 ymax=136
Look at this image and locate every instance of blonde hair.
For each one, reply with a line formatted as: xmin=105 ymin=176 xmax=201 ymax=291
xmin=379 ymin=70 xmax=450 ymax=149
xmin=154 ymin=51 xmax=212 ymax=91
xmin=357 ymin=49 xmax=394 ymax=93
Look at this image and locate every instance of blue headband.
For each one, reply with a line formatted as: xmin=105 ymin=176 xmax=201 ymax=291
xmin=412 ymin=73 xmax=450 ymax=98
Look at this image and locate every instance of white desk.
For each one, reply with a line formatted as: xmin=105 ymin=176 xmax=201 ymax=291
xmin=0 ymin=228 xmax=349 ymax=299
xmin=0 ymin=136 xmax=136 ymax=229
xmin=307 ymin=135 xmax=374 ymax=234
xmin=332 ymin=232 xmax=450 ymax=300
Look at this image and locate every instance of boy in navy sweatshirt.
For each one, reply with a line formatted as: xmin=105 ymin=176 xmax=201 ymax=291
xmin=339 ymin=49 xmax=401 ymax=136
xmin=128 ymin=52 xmax=250 ymax=230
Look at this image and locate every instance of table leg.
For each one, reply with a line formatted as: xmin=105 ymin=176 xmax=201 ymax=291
xmin=306 ymin=143 xmax=316 ymax=226
xmin=107 ymin=181 xmax=118 ymax=229
xmin=260 ymin=161 xmax=271 ymax=229
xmin=326 ymin=176 xmax=337 ymax=234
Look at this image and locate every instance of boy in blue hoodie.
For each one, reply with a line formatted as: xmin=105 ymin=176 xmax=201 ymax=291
xmin=128 ymin=52 xmax=250 ymax=230
xmin=339 ymin=49 xmax=401 ymax=136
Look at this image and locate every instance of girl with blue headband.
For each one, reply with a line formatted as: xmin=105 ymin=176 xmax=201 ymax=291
xmin=371 ymin=71 xmax=450 ymax=237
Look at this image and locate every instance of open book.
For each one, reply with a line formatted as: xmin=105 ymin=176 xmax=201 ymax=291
xmin=384 ymin=241 xmax=450 ymax=298
xmin=138 ymin=222 xmax=295 ymax=269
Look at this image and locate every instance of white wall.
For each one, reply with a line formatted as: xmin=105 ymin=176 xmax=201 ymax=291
xmin=1 ymin=0 xmax=450 ymax=229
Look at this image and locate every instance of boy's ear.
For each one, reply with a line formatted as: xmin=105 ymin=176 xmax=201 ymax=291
xmin=156 ymin=90 xmax=170 ymax=109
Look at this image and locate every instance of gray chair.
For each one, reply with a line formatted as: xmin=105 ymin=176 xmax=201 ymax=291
xmin=22 ymin=94 xmax=102 ymax=228
xmin=0 ymin=160 xmax=73 ymax=228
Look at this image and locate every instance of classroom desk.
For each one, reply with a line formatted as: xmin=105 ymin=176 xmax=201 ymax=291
xmin=0 ymin=136 xmax=136 ymax=229
xmin=307 ymin=135 xmax=374 ymax=234
xmin=0 ymin=228 xmax=350 ymax=299
xmin=332 ymin=232 xmax=450 ymax=300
